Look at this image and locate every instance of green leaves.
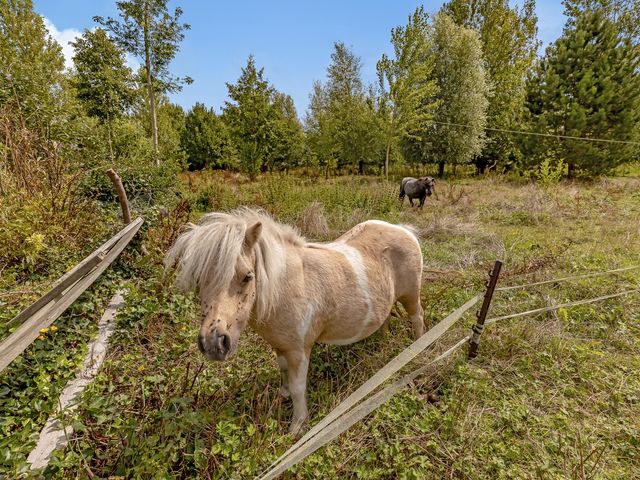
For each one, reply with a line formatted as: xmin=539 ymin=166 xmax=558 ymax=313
xmin=222 ymin=56 xmax=304 ymax=179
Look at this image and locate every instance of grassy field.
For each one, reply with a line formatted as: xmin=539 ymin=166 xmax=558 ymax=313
xmin=4 ymin=171 xmax=640 ymax=479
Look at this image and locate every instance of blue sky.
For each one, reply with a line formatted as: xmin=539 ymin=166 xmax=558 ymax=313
xmin=33 ymin=1 xmax=566 ymax=116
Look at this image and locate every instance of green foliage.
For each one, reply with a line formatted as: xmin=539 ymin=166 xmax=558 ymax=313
xmin=223 ymin=56 xmax=305 ymax=179
xmin=377 ymin=6 xmax=438 ymax=178
xmin=94 ymin=0 xmax=192 ymax=94
xmin=444 ymin=0 xmax=539 ymax=173
xmin=420 ymin=13 xmax=489 ymax=175
xmin=181 ymin=103 xmax=238 ymax=170
xmin=71 ymin=28 xmax=135 ymax=123
xmin=525 ymin=10 xmax=640 ymax=174
xmin=305 ymin=43 xmax=383 ymax=176
xmin=525 ymin=156 xmax=569 ymax=187
xmin=563 ymin=0 xmax=640 ymax=42
xmin=0 ymin=0 xmax=65 ymax=128
xmin=95 ymin=0 xmax=192 ymax=152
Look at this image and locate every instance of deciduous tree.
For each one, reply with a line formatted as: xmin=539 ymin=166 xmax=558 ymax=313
xmin=377 ymin=6 xmax=437 ymax=179
xmin=95 ymin=0 xmax=191 ymax=157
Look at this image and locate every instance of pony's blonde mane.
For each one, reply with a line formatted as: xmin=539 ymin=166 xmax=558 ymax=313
xmin=165 ymin=207 xmax=305 ymax=320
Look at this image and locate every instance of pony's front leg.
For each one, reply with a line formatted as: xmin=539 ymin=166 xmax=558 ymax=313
xmin=282 ymin=347 xmax=311 ymax=437
xmin=275 ymin=350 xmax=290 ymax=398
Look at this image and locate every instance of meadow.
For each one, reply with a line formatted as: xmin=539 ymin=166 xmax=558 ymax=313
xmin=2 ymin=171 xmax=639 ymax=479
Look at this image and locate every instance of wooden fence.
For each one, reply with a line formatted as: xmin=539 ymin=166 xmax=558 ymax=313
xmin=0 ymin=217 xmax=143 ymax=373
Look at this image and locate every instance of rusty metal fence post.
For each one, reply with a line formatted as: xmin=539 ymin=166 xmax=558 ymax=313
xmin=468 ymin=260 xmax=502 ymax=359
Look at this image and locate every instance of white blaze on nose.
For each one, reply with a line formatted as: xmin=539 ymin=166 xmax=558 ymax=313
xmin=325 ymin=241 xmax=373 ymax=326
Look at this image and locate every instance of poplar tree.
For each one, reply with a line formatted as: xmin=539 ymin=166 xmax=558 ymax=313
xmin=377 ymin=6 xmax=437 ymax=179
xmin=444 ymin=0 xmax=538 ymax=172
xmin=425 ymin=13 xmax=489 ymax=176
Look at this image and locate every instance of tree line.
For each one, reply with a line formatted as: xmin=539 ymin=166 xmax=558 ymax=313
xmin=2 ymin=0 xmax=639 ymax=197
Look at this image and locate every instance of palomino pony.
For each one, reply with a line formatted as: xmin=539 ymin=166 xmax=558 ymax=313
xmin=165 ymin=208 xmax=424 ymax=435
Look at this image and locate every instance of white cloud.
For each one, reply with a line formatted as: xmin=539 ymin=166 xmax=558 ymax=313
xmin=42 ymin=17 xmax=82 ymax=70
xmin=42 ymin=17 xmax=140 ymax=72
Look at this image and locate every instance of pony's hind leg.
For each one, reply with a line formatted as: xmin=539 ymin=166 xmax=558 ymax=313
xmin=399 ymin=294 xmax=424 ymax=339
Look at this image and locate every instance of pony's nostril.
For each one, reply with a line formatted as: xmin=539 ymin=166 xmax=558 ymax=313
xmin=221 ymin=333 xmax=231 ymax=353
xmin=197 ymin=334 xmax=206 ymax=353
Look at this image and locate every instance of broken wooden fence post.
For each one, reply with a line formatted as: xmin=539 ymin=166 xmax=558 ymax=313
xmin=106 ymin=168 xmax=131 ymax=224
xmin=468 ymin=260 xmax=502 ymax=359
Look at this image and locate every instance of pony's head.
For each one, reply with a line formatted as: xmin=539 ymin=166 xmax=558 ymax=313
xmin=165 ymin=208 xmax=302 ymax=361
xmin=419 ymin=176 xmax=436 ymax=196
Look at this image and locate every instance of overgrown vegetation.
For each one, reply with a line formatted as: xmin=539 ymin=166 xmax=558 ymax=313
xmin=1 ymin=0 xmax=640 ymax=477
xmin=6 ymin=172 xmax=630 ymax=479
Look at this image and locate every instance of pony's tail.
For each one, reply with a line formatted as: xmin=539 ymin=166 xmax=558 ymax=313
xmin=399 ymin=181 xmax=406 ymax=199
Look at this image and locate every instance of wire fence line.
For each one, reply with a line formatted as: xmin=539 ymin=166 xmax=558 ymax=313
xmin=431 ymin=120 xmax=640 ymax=146
xmin=486 ymin=288 xmax=639 ymax=325
xmin=495 ymin=265 xmax=640 ymax=292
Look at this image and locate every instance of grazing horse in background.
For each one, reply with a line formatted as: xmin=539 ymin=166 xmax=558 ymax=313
xmin=399 ymin=176 xmax=436 ymax=208
xmin=165 ymin=208 xmax=424 ymax=436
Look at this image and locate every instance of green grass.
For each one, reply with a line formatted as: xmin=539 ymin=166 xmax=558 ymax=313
xmin=5 ymin=171 xmax=640 ymax=479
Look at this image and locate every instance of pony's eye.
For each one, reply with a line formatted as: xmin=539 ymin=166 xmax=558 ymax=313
xmin=243 ymin=272 xmax=254 ymax=283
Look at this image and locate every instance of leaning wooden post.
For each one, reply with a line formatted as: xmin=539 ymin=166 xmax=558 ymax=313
xmin=106 ymin=168 xmax=131 ymax=224
xmin=468 ymin=260 xmax=502 ymax=359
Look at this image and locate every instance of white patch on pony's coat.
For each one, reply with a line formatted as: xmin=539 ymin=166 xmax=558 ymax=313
xmin=363 ymin=220 xmax=420 ymax=248
xmin=298 ymin=303 xmax=316 ymax=341
xmin=323 ymin=241 xmax=373 ymax=343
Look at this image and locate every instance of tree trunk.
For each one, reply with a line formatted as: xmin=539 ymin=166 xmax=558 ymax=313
xmin=143 ymin=5 xmax=159 ymax=160
xmin=385 ymin=141 xmax=391 ymax=180
xmin=106 ymin=169 xmax=131 ymax=224
xmin=106 ymin=116 xmax=115 ymax=165
xmin=438 ymin=161 xmax=445 ymax=178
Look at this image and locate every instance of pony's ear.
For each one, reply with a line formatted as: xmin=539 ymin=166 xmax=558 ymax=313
xmin=244 ymin=221 xmax=262 ymax=249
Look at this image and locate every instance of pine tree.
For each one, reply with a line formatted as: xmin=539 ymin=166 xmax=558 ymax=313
xmin=305 ymin=43 xmax=382 ymax=175
xmin=525 ymin=10 xmax=640 ymax=173
xmin=223 ymin=56 xmax=275 ymax=179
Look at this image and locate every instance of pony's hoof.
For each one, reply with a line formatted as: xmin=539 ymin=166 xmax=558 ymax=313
xmin=280 ymin=385 xmax=291 ymax=398
xmin=288 ymin=417 xmax=308 ymax=438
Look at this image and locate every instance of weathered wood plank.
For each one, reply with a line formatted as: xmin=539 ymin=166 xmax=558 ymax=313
xmin=27 ymin=291 xmax=126 ymax=469
xmin=0 ymin=218 xmax=143 ymax=373
xmin=6 ymin=217 xmax=141 ymax=327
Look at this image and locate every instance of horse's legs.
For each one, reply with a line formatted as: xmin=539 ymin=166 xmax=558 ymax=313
xmin=282 ymin=347 xmax=311 ymax=437
xmin=275 ymin=349 xmax=290 ymax=398
xmin=419 ymin=196 xmax=425 ymax=208
xmin=379 ymin=316 xmax=391 ymax=335
xmin=409 ymin=198 xmax=414 ymax=207
xmin=399 ymin=294 xmax=424 ymax=339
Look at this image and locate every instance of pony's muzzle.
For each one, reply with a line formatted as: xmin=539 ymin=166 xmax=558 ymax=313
xmin=198 ymin=329 xmax=232 ymax=361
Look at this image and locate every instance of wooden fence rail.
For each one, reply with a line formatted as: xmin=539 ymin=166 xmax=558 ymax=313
xmin=0 ymin=217 xmax=143 ymax=373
